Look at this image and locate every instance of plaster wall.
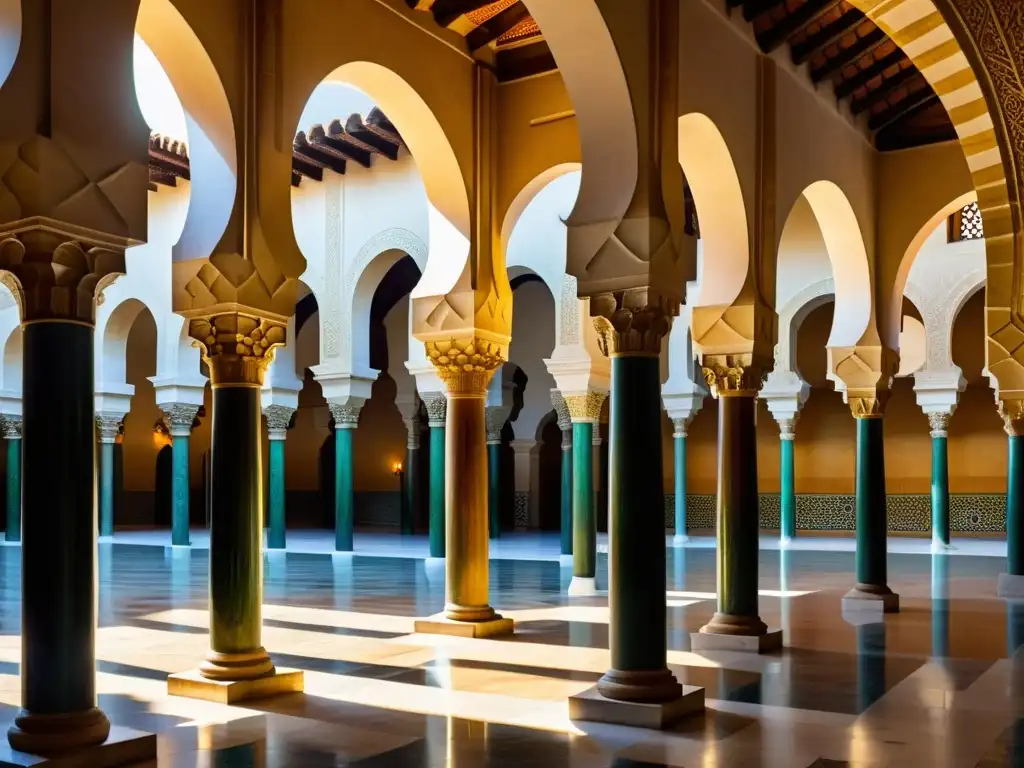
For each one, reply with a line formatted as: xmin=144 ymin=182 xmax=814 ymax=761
xmin=507 ymin=279 xmax=557 ymax=441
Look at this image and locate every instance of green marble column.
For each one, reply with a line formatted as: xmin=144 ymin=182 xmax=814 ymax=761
xmin=329 ymin=404 xmax=359 ymax=553
xmin=928 ymin=412 xmax=951 ymax=550
xmin=4 ymin=418 xmax=20 ymax=543
xmin=570 ymin=420 xmax=595 ymax=593
xmin=484 ymin=406 xmax=508 ymax=540
xmin=597 ymin=352 xmax=681 ymax=703
xmin=402 ymin=420 xmax=419 ymax=535
xmin=10 ymin=320 xmax=111 ymax=753
xmin=424 ymin=392 xmax=447 ymax=558
xmin=779 ymin=419 xmax=796 ymax=544
xmin=162 ymin=405 xmax=199 ymax=547
xmin=96 ymin=416 xmax=120 ymax=539
xmin=1008 ymin=427 xmax=1024 ymax=577
xmin=560 ymin=428 xmax=573 ymax=556
xmin=263 ymin=405 xmax=293 ymax=550
xmin=672 ymin=418 xmax=688 ymax=542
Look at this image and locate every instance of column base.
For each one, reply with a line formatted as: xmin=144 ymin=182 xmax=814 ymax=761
xmin=0 ymin=725 xmax=155 ymax=768
xmin=672 ymin=534 xmax=689 ymax=546
xmin=842 ymin=585 xmax=900 ymax=613
xmin=567 ymin=576 xmax=598 ymax=597
xmin=568 ymin=684 xmax=704 ymax=729
xmin=414 ymin=613 xmax=514 ymax=639
xmin=780 ymin=535 xmax=793 ymax=549
xmin=6 ymin=709 xmax=111 ymax=759
xmin=168 ymin=668 xmax=304 ymax=705
xmin=997 ymin=573 xmax=1024 ymax=598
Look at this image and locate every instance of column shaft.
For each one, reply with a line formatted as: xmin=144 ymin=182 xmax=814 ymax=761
xmin=673 ymin=434 xmax=687 ymax=537
xmin=1009 ymin=435 xmax=1024 ymax=575
xmin=560 ymin=435 xmax=573 ymax=556
xmin=171 ymin=434 xmax=190 ymax=546
xmin=5 ymin=436 xmax=20 ymax=543
xmin=487 ymin=441 xmax=501 ymax=539
xmin=402 ymin=445 xmax=418 ymax=535
xmin=428 ymin=425 xmax=445 ymax=558
xmin=572 ymin=422 xmax=595 ymax=579
xmin=931 ymin=435 xmax=950 ymax=548
xmin=98 ymin=440 xmax=115 ymax=538
xmin=855 ymin=417 xmax=889 ymax=590
xmin=334 ymin=427 xmax=354 ymax=552
xmin=267 ymin=438 xmax=286 ymax=549
xmin=598 ymin=355 xmax=680 ymax=702
xmin=780 ymin=437 xmax=796 ymax=541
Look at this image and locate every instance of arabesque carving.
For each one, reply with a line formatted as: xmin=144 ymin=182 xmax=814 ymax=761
xmin=189 ymin=313 xmax=286 ymax=387
xmin=591 ymin=288 xmax=676 ymax=357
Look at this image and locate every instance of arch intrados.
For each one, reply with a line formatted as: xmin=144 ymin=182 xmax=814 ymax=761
xmin=500 ymin=163 xmax=581 ymax=253
xmin=678 ymin=113 xmax=749 ymax=308
xmin=2 ymin=325 xmax=20 ymax=391
xmin=0 ymin=0 xmax=20 ymax=93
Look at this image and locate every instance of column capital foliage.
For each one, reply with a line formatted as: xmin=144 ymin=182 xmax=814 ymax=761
xmin=329 ymin=403 xmax=361 ymax=429
xmin=189 ymin=313 xmax=286 ymax=387
xmin=0 ymin=225 xmax=128 ymax=325
xmin=701 ymin=353 xmax=769 ymax=398
xmin=95 ymin=413 xmax=122 ymax=442
xmin=671 ymin=416 xmax=693 ymax=438
xmin=999 ymin=399 xmax=1024 ymax=437
xmin=928 ymin=411 xmax=951 ymax=438
xmin=591 ymin=288 xmax=676 ymax=357
xmin=564 ymin=390 xmax=608 ymax=423
xmin=161 ymin=403 xmax=199 ymax=437
xmin=2 ymin=416 xmax=20 ymax=439
xmin=777 ymin=416 xmax=797 ymax=441
xmin=422 ymin=391 xmax=447 ymax=426
xmin=849 ymin=389 xmax=890 ymax=419
xmin=263 ymin=404 xmax=295 ymax=438
xmin=424 ymin=335 xmax=504 ymax=397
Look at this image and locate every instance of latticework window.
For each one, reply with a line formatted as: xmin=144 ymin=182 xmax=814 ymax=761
xmin=948 ymin=202 xmax=984 ymax=242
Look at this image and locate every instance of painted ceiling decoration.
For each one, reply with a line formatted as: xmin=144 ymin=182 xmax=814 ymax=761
xmin=148 ymin=108 xmax=404 ymax=191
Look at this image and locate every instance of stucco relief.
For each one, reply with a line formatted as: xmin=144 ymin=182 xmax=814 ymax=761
xmin=904 ymin=254 xmax=985 ymax=373
xmin=559 ymin=275 xmax=579 ymax=347
xmin=322 ymin=177 xmax=343 ymax=360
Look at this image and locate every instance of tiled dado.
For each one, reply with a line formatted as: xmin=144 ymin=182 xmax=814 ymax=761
xmin=663 ymin=493 xmax=1007 ymax=533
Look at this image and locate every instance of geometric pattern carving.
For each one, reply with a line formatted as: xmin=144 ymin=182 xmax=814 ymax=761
xmin=513 ymin=491 xmax=530 ymax=529
xmin=958 ymin=202 xmax=984 ymax=242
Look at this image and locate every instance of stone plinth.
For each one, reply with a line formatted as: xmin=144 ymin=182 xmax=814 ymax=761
xmin=568 ymin=685 xmax=704 ymax=729
xmin=167 ymin=668 xmax=304 ymax=705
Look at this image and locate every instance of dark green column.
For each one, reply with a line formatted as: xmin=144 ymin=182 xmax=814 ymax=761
xmin=264 ymin=405 xmax=293 ymax=550
xmin=780 ymin=419 xmax=796 ymax=544
xmin=569 ymin=420 xmax=595 ymax=594
xmin=597 ymin=354 xmax=681 ymax=703
xmin=931 ymin=553 xmax=949 ymax=659
xmin=4 ymin=418 xmax=20 ymax=543
xmin=330 ymin=405 xmax=358 ymax=553
xmin=425 ymin=392 xmax=446 ymax=558
xmin=929 ymin=412 xmax=951 ymax=550
xmin=485 ymin=406 xmax=507 ymax=540
xmin=559 ymin=426 xmax=573 ymax=556
xmin=698 ymin=391 xmax=768 ymax=637
xmin=96 ymin=416 xmax=120 ymax=539
xmin=1008 ymin=431 xmax=1024 ymax=576
xmin=402 ymin=423 xmax=419 ymax=535
xmin=671 ymin=418 xmax=688 ymax=542
xmin=162 ymin=405 xmax=198 ymax=548
xmin=9 ymin=320 xmax=111 ymax=753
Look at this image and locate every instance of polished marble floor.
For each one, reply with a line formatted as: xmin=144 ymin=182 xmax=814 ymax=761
xmin=0 ymin=539 xmax=1019 ymax=766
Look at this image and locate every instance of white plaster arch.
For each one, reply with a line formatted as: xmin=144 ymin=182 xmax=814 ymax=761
xmin=0 ymin=0 xmax=20 ymax=93
xmin=679 ymin=113 xmax=749 ymax=309
xmin=98 ymin=298 xmax=155 ymax=394
xmin=0 ymin=323 xmax=19 ymax=395
xmin=135 ymin=0 xmax=236 ymax=262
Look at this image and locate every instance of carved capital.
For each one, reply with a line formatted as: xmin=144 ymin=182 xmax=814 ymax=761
xmin=777 ymin=417 xmax=797 ymax=441
xmin=591 ymin=288 xmax=676 ymax=357
xmin=160 ymin=403 xmax=199 ymax=437
xmin=999 ymin=400 xmax=1024 ymax=438
xmin=95 ymin=413 xmax=122 ymax=443
xmin=329 ymin=403 xmax=361 ymax=430
xmin=263 ymin=404 xmax=295 ymax=439
xmin=671 ymin=417 xmax=690 ymax=439
xmin=485 ymin=406 xmax=511 ymax=443
xmin=189 ymin=313 xmax=286 ymax=387
xmin=849 ymin=390 xmax=889 ymax=419
xmin=424 ymin=336 xmax=504 ymax=397
xmin=928 ymin=411 xmax=951 ymax=439
xmin=550 ymin=390 xmax=572 ymax=433
xmin=701 ymin=353 xmax=768 ymax=398
xmin=422 ymin=391 xmax=447 ymax=427
xmin=564 ymin=390 xmax=608 ymax=423
xmin=2 ymin=416 xmax=20 ymax=440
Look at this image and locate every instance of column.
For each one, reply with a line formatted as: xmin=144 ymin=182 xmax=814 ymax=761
xmin=842 ymin=396 xmax=900 ymax=613
xmin=161 ymin=405 xmax=199 ymax=547
xmin=328 ymin=404 xmax=360 ymax=552
xmin=484 ymin=406 xmax=509 ymax=539
xmin=671 ymin=418 xmax=689 ymax=543
xmin=564 ymin=392 xmax=604 ymax=596
xmin=778 ymin=417 xmax=797 ymax=545
xmin=928 ymin=412 xmax=952 ymax=551
xmin=401 ymin=414 xmax=419 ymax=535
xmin=4 ymin=417 xmax=20 ymax=543
xmin=509 ymin=439 xmax=536 ymax=530
xmin=168 ymin=314 xmax=302 ymax=700
xmin=423 ymin=392 xmax=447 ymax=558
xmin=551 ymin=391 xmax=573 ymax=558
xmin=96 ymin=415 xmax=121 ymax=539
xmin=263 ymin=405 xmax=294 ymax=550
xmin=693 ymin=360 xmax=781 ymax=652
xmin=999 ymin=403 xmax=1024 ymax=597
xmin=413 ymin=342 xmax=512 ymax=638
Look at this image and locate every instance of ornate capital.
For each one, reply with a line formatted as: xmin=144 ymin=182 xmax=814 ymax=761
xmin=485 ymin=406 xmax=511 ymax=444
xmin=263 ymin=404 xmax=295 ymax=440
xmin=422 ymin=391 xmax=447 ymax=427
xmin=671 ymin=417 xmax=689 ymax=439
xmin=2 ymin=416 xmax=20 ymax=440
xmin=849 ymin=390 xmax=889 ymax=419
xmin=550 ymin=390 xmax=572 ymax=433
xmin=591 ymin=288 xmax=676 ymax=357
xmin=424 ymin=336 xmax=504 ymax=397
xmin=777 ymin=417 xmax=796 ymax=441
xmin=999 ymin=400 xmax=1024 ymax=438
xmin=927 ymin=411 xmax=951 ymax=439
xmin=189 ymin=313 xmax=286 ymax=387
xmin=160 ymin=403 xmax=199 ymax=437
xmin=564 ymin=390 xmax=607 ymax=423
xmin=701 ymin=353 xmax=768 ymax=398
xmin=96 ymin=413 xmax=122 ymax=443
xmin=0 ymin=228 xmax=127 ymax=325
xmin=329 ymin=403 xmax=361 ymax=430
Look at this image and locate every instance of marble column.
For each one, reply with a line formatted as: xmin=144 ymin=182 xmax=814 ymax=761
xmin=564 ymin=391 xmax=605 ymax=596
xmin=423 ymin=392 xmax=447 ymax=558
xmin=692 ymin=360 xmax=781 ymax=652
xmin=413 ymin=343 xmax=511 ymax=638
xmin=4 ymin=417 xmax=20 ymax=543
xmin=928 ymin=411 xmax=952 ymax=551
xmin=168 ymin=313 xmax=302 ymax=701
xmin=999 ymin=403 xmax=1024 ymax=597
xmin=263 ymin=405 xmax=294 ymax=550
xmin=778 ymin=417 xmax=797 ymax=545
xmin=671 ymin=418 xmax=690 ymax=543
xmin=551 ymin=391 xmax=573 ymax=558
xmin=328 ymin=403 xmax=361 ymax=553
xmin=401 ymin=414 xmax=420 ymax=536
xmin=96 ymin=414 xmax=121 ymax=539
xmin=160 ymin=404 xmax=199 ymax=547
xmin=484 ymin=405 xmax=509 ymax=539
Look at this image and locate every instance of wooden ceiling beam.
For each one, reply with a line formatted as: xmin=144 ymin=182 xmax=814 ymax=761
xmin=833 ymin=48 xmax=905 ymax=99
xmin=291 ymin=155 xmax=324 ymax=183
xmin=850 ymin=67 xmax=922 ymax=115
xmin=868 ymin=89 xmax=938 ymax=132
xmin=344 ymin=112 xmax=402 ymax=160
xmin=810 ymin=26 xmax=886 ymax=83
xmin=467 ymin=2 xmax=530 ymax=51
xmin=757 ymin=0 xmax=843 ymax=51
xmin=433 ymin=0 xmax=492 ymax=28
xmin=294 ymin=132 xmax=349 ymax=174
xmin=744 ymin=0 xmax=784 ymax=23
xmin=496 ymin=38 xmax=556 ymax=82
xmin=791 ymin=7 xmax=865 ymax=65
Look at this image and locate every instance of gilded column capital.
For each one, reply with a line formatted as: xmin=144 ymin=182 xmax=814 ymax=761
xmin=424 ymin=336 xmax=505 ymax=397
xmin=189 ymin=313 xmax=286 ymax=388
xmin=777 ymin=417 xmax=797 ymax=441
xmin=95 ymin=413 xmax=122 ymax=444
xmin=160 ymin=403 xmax=200 ymax=438
xmin=422 ymin=391 xmax=447 ymax=427
xmin=550 ymin=390 xmax=572 ymax=433
xmin=2 ymin=416 xmax=21 ymax=440
xmin=591 ymin=288 xmax=676 ymax=357
xmin=263 ymin=404 xmax=295 ymax=440
xmin=328 ymin=403 xmax=361 ymax=430
xmin=701 ymin=353 xmax=769 ymax=398
xmin=999 ymin=400 xmax=1024 ymax=437
xmin=848 ymin=388 xmax=890 ymax=419
xmin=564 ymin=390 xmax=608 ymax=424
xmin=484 ymin=406 xmax=511 ymax=444
xmin=928 ymin=411 xmax=951 ymax=439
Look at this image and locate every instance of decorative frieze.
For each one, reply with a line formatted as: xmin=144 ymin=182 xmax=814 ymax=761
xmin=161 ymin=403 xmax=199 ymax=438
xmin=263 ymin=404 xmax=295 ymax=440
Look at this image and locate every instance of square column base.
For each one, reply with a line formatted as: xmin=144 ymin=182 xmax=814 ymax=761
xmin=0 ymin=726 xmax=155 ymax=768
xmin=998 ymin=573 xmax=1024 ymax=598
xmin=568 ymin=685 xmax=704 ymax=729
xmin=841 ymin=589 xmax=900 ymax=614
xmin=167 ymin=668 xmax=304 ymax=705
xmin=567 ymin=577 xmax=598 ymax=597
xmin=414 ymin=614 xmax=514 ymax=639
xmin=690 ymin=628 xmax=783 ymax=654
